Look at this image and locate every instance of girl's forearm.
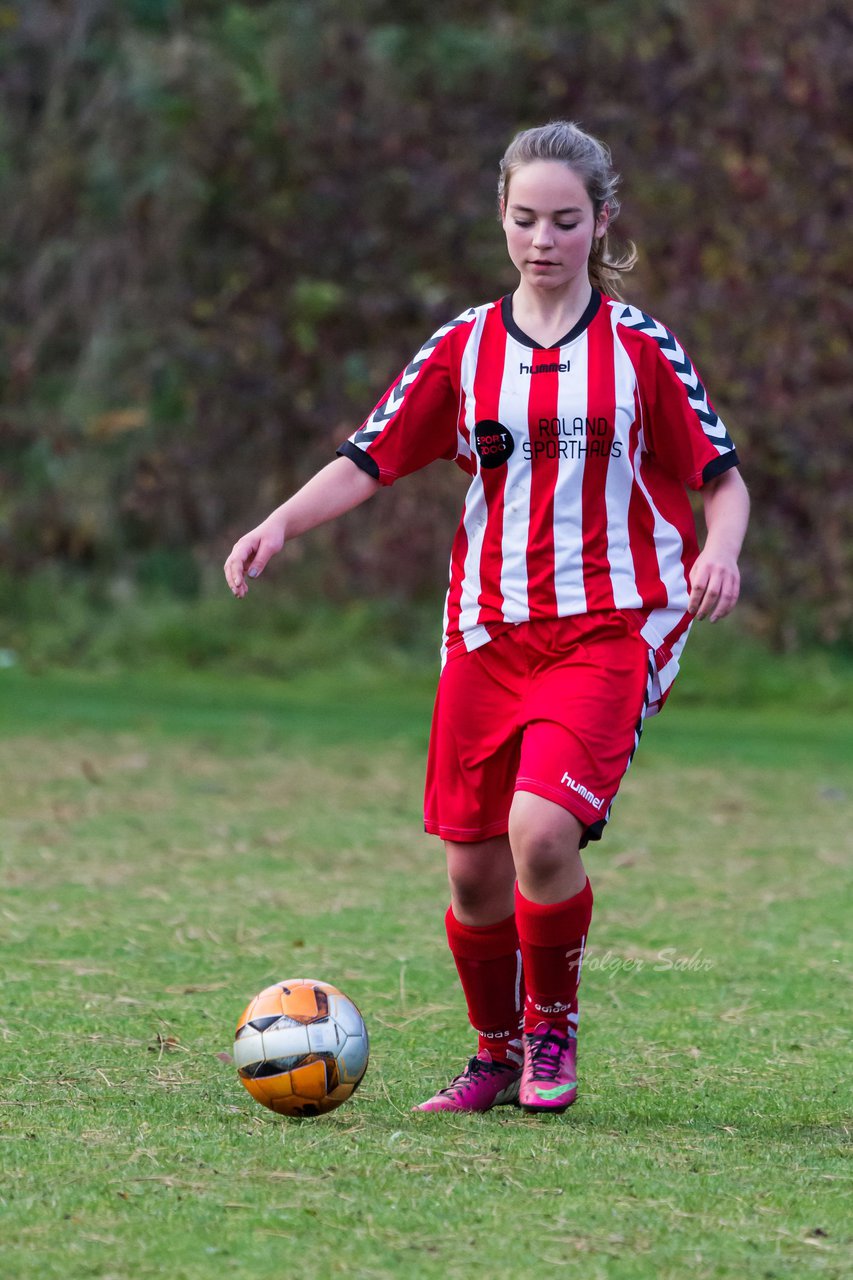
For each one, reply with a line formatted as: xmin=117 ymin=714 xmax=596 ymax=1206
xmin=701 ymin=468 xmax=750 ymax=559
xmin=225 ymin=455 xmax=380 ymax=597
xmin=265 ymin=456 xmax=381 ymax=540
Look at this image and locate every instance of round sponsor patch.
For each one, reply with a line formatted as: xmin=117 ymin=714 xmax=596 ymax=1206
xmin=474 ymin=420 xmax=514 ymax=469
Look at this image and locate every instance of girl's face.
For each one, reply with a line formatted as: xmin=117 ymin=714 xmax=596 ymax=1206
xmin=502 ymin=160 xmax=609 ymax=293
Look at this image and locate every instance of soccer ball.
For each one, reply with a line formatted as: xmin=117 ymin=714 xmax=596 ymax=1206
xmin=234 ymin=978 xmax=369 ymax=1117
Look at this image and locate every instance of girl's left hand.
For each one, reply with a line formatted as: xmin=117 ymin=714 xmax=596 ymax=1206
xmin=688 ymin=549 xmax=741 ymax=622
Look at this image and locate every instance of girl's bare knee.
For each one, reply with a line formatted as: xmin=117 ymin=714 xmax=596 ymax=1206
xmin=445 ymin=836 xmax=515 ymax=924
xmin=509 ymin=793 xmax=587 ymax=901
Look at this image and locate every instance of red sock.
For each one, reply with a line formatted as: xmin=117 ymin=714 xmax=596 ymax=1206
xmin=445 ymin=907 xmax=524 ymax=1066
xmin=514 ymin=879 xmax=594 ymax=1036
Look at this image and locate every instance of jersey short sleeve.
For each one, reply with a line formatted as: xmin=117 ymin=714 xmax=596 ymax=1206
xmin=617 ymin=307 xmax=739 ymax=490
xmin=337 ymin=309 xmax=476 ymax=486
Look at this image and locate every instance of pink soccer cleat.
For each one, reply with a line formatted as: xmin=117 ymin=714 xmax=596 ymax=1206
xmin=413 ymin=1050 xmax=521 ymax=1112
xmin=519 ymin=1022 xmax=578 ymax=1113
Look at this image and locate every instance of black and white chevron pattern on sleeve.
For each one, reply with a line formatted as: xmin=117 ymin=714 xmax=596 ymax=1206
xmin=351 ymin=308 xmax=477 ymax=448
xmin=618 ymin=305 xmax=735 ymax=454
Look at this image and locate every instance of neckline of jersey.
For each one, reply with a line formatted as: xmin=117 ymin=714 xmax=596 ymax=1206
xmin=500 ymin=288 xmax=601 ymax=350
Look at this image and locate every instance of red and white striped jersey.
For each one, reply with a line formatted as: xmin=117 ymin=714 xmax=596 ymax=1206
xmin=339 ymin=290 xmax=739 ymax=712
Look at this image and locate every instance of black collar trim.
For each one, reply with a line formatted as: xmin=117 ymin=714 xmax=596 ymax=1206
xmin=500 ymin=288 xmax=601 ymax=350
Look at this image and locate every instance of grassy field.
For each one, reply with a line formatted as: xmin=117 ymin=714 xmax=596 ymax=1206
xmin=0 ymin=660 xmax=850 ymax=1279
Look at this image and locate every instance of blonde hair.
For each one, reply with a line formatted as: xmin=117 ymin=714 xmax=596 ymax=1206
xmin=498 ymin=121 xmax=637 ymax=301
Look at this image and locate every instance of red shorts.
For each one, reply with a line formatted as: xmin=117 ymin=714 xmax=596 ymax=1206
xmin=424 ymin=613 xmax=652 ymax=847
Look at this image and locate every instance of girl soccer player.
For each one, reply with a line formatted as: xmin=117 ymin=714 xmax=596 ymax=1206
xmin=224 ymin=121 xmax=750 ymax=1115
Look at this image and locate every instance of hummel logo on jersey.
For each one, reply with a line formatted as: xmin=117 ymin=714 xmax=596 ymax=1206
xmin=519 ymin=360 xmax=570 ymax=375
xmin=561 ymin=773 xmax=604 ymax=810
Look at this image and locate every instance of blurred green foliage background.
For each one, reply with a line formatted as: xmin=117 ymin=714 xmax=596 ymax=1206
xmin=0 ymin=0 xmax=850 ymax=663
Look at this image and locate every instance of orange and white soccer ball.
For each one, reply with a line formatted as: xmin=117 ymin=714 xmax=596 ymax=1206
xmin=234 ymin=978 xmax=369 ymax=1117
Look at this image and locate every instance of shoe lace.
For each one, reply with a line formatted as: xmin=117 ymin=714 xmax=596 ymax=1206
xmin=527 ymin=1029 xmax=571 ymax=1083
xmin=440 ymin=1055 xmax=508 ymax=1096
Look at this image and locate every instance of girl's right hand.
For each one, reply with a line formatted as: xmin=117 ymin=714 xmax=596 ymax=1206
xmin=223 ymin=456 xmax=381 ymax=599
xmin=224 ymin=517 xmax=286 ymax=598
